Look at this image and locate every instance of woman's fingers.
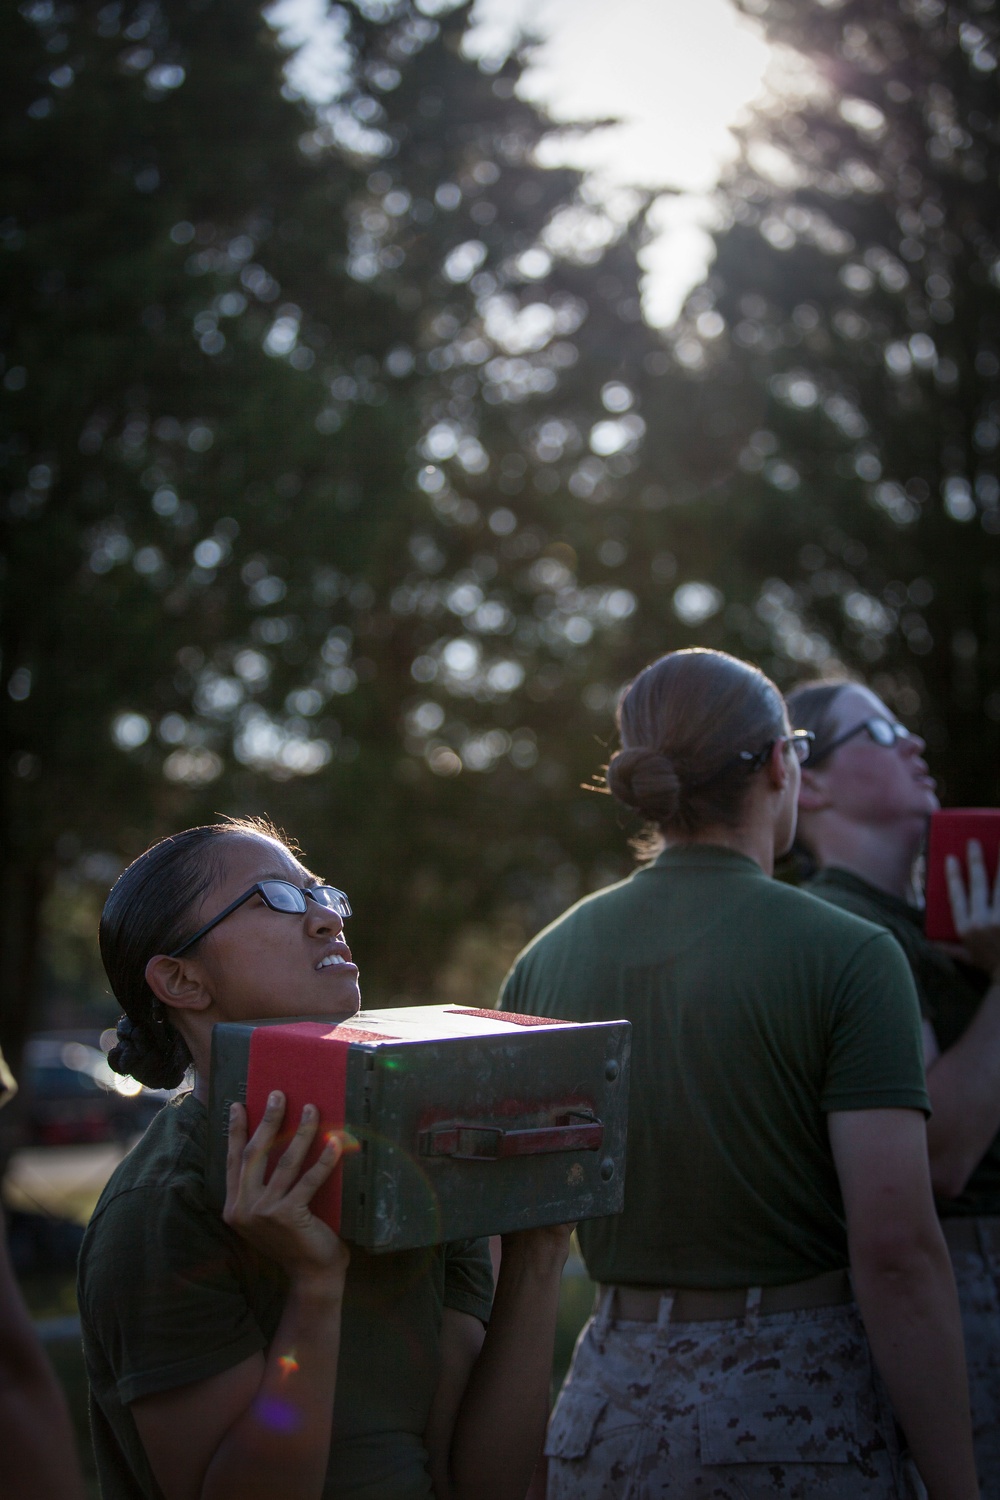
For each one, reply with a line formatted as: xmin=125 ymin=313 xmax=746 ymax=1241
xmin=946 ymin=854 xmax=970 ymax=932
xmin=265 ymin=1103 xmax=320 ymax=1188
xmin=966 ymin=839 xmax=990 ymax=915
xmin=943 ymin=845 xmax=1000 ymax=978
xmin=239 ymin=1089 xmax=288 ymax=1193
xmin=229 ymin=1096 xmax=337 ymax=1208
xmin=225 ymin=1118 xmax=348 ymax=1274
xmin=285 ymin=1131 xmax=346 ymax=1207
xmin=224 ymin=1097 xmax=349 ymax=1273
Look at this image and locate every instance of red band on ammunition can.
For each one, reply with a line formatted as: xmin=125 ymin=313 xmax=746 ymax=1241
xmin=925 ymin=808 xmax=1000 ymax=942
xmin=246 ymin=1022 xmax=351 ymax=1234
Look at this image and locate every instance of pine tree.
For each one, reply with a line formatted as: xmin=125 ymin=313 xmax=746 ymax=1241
xmin=2 ymin=0 xmax=707 ymax=1045
xmin=666 ymin=0 xmax=1000 ymax=803
xmin=0 ymin=0 xmax=404 ymax=1058
xmin=303 ymin=1 xmax=687 ymax=999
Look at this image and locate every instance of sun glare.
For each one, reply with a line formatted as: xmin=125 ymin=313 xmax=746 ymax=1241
xmin=470 ymin=0 xmax=776 ymax=324
xmin=271 ymin=0 xmax=781 ymax=326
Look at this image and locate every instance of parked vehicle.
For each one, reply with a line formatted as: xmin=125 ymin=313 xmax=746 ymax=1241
xmin=20 ymin=1034 xmax=176 ymax=1148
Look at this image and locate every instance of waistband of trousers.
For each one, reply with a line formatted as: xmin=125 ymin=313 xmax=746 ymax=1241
xmin=940 ymin=1214 xmax=1000 ymax=1256
xmin=599 ymin=1268 xmax=853 ymax=1324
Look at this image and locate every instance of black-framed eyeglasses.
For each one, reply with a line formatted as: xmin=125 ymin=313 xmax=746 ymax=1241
xmin=807 ymin=715 xmax=913 ymax=768
xmin=169 ymin=880 xmax=352 ymax=958
xmin=737 ymin=729 xmax=815 ymax=774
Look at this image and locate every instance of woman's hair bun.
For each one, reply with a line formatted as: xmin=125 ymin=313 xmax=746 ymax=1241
xmin=606 ymin=746 xmax=681 ymax=819
xmin=107 ymin=1014 xmax=189 ymax=1091
xmin=607 ymin=649 xmax=784 ymax=837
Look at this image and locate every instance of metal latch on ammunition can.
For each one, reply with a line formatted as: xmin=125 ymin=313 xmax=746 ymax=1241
xmin=419 ymin=1109 xmax=603 ymax=1160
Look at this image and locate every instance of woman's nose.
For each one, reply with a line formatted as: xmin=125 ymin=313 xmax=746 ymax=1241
xmin=305 ymin=903 xmax=344 ymax=937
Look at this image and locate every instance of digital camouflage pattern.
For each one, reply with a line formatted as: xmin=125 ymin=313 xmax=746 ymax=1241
xmin=948 ymin=1225 xmax=1000 ymax=1497
xmin=545 ymin=1294 xmax=920 ymax=1499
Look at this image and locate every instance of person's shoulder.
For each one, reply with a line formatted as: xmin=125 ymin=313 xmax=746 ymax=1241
xmin=500 ymin=879 xmax=637 ymax=1014
xmin=87 ymin=1092 xmax=208 ymax=1222
xmin=766 ymin=873 xmax=900 ymax=951
xmin=79 ymin=1096 xmax=224 ymax=1301
xmin=512 ymin=876 xmax=644 ymax=978
xmin=506 ymin=875 xmax=636 ymax=974
xmin=805 ymin=868 xmax=878 ymax=912
xmin=803 ymin=869 xmax=921 ymax=945
xmin=549 ymin=873 xmax=638 ymax=928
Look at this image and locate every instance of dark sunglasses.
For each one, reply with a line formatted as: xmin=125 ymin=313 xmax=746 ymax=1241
xmin=808 ymin=715 xmax=913 ymax=768
xmin=169 ymin=880 xmax=352 ymax=958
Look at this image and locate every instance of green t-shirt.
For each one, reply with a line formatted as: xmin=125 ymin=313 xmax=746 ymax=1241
xmin=501 ymin=845 xmax=929 ymax=1289
xmin=807 ymin=866 xmax=1000 ymax=1219
xmin=77 ymin=1093 xmax=494 ymax=1500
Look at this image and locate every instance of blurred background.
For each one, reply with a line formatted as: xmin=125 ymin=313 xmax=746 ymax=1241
xmin=3 ymin=0 xmax=999 ymax=1486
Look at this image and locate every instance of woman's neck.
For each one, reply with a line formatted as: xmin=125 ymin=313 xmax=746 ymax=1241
xmin=662 ymin=822 xmax=777 ymax=877
xmin=811 ymin=820 xmax=923 ymax=904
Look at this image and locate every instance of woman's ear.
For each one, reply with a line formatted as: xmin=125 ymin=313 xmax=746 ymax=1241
xmin=797 ymin=768 xmax=831 ymax=812
xmin=766 ymin=738 xmax=793 ymax=790
xmin=144 ymin=954 xmax=212 ymax=1014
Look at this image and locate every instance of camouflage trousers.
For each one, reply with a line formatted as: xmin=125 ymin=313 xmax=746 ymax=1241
xmin=944 ymin=1216 xmax=1000 ymax=1498
xmin=545 ymin=1290 xmax=917 ymax=1499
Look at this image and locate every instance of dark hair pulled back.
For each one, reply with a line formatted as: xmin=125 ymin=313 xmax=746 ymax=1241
xmin=786 ymin=678 xmax=853 ymax=760
xmin=100 ymin=818 xmax=289 ymax=1089
xmin=606 ymin=649 xmax=785 ymax=838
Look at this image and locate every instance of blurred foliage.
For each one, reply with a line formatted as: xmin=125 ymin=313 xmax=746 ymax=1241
xmin=0 ymin=0 xmax=690 ymax=1051
xmin=664 ymin=0 xmax=1000 ymax=808
xmin=11 ymin=0 xmax=1000 ymax=1056
xmin=1 ymin=0 xmax=386 ymax=1053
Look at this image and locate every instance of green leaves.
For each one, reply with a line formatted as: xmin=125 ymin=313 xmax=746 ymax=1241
xmin=670 ymin=0 xmax=1000 ymax=805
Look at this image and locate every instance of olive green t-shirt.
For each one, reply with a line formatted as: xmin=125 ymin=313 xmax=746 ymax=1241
xmin=807 ymin=866 xmax=1000 ymax=1218
xmin=77 ymin=1094 xmax=494 ymax=1500
xmin=501 ymin=845 xmax=929 ymax=1289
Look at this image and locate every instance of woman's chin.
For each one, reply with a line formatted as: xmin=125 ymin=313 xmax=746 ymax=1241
xmin=326 ymin=979 xmax=362 ymax=1018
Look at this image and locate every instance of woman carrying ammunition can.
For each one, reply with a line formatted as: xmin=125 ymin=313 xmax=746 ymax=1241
xmin=78 ymin=818 xmax=570 ymax=1500
xmin=502 ymin=648 xmax=976 ymax=1500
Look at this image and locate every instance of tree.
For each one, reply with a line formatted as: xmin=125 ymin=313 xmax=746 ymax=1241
xmin=294 ymin=1 xmax=698 ymax=999
xmin=0 ymin=0 xmax=406 ymax=1067
xmin=3 ymin=0 xmax=696 ymax=1060
xmin=662 ymin=0 xmax=1000 ymax=805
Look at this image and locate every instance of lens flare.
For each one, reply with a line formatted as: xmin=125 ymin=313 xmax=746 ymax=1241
xmin=253 ymin=1395 xmax=301 ymax=1433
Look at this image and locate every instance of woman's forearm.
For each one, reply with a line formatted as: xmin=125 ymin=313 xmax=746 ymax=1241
xmin=202 ymin=1269 xmax=345 ymax=1500
xmin=926 ymin=980 xmax=1000 ymax=1197
xmin=447 ymin=1231 xmax=568 ymax=1500
xmin=852 ymin=1236 xmax=978 ymax=1500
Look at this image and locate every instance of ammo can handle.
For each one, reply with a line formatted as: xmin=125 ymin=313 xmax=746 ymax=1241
xmin=420 ymin=1112 xmax=603 ymax=1161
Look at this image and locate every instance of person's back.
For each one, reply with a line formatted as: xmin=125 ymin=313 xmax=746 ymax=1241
xmin=504 ymin=846 xmax=925 ymax=1288
xmin=504 ymin=647 xmax=977 ymax=1500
